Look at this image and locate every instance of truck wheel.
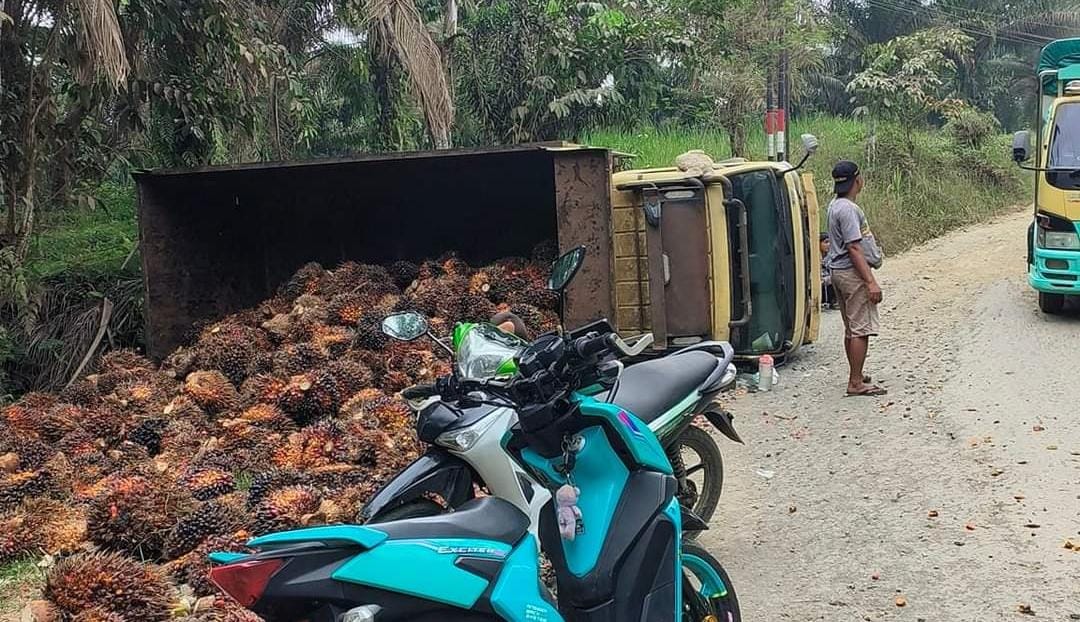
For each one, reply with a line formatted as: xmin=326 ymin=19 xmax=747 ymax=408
xmin=1039 ymin=292 xmax=1066 ymax=315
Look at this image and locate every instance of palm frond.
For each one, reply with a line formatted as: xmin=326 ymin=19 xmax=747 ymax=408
xmin=72 ymin=0 xmax=129 ymax=88
xmin=364 ymin=0 xmax=453 ymax=148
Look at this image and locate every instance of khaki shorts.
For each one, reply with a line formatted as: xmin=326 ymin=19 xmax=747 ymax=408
xmin=831 ymin=268 xmax=880 ymax=338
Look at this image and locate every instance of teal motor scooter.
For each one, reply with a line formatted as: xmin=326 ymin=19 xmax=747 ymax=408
xmin=208 ymin=247 xmax=740 ymax=622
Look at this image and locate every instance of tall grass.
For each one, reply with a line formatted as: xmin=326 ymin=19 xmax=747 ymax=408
xmin=25 ymin=182 xmax=139 ymax=280
xmin=587 ymin=115 xmax=1029 ymax=253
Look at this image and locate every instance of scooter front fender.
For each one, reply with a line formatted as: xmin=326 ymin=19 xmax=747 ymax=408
xmin=703 ymin=404 xmax=744 ymax=444
xmin=358 ymin=448 xmax=476 ymax=522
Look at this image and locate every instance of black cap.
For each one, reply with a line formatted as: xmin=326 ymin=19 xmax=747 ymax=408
xmin=832 ymin=160 xmax=860 ymax=195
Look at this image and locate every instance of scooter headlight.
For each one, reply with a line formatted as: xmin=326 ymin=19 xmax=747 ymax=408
xmin=436 ymin=429 xmax=481 ymax=451
xmin=341 ymin=605 xmax=382 ymax=622
xmin=434 ymin=410 xmax=501 ymax=451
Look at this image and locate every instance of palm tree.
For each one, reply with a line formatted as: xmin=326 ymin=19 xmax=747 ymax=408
xmin=361 ymin=0 xmax=454 ymax=148
xmin=0 ymin=0 xmax=129 ymax=257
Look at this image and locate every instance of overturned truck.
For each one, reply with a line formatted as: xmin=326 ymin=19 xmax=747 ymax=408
xmin=136 ymin=143 xmax=820 ymax=360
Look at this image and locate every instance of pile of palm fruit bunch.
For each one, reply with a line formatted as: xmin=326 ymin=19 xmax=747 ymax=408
xmin=0 ymin=243 xmax=559 ymax=621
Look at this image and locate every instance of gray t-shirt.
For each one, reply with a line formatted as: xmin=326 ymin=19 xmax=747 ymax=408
xmin=827 ymin=197 xmax=883 ymax=271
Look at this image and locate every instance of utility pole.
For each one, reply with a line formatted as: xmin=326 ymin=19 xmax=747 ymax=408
xmin=766 ymin=65 xmax=776 ymax=161
xmin=764 ymin=0 xmax=789 ymax=162
xmin=778 ymin=29 xmax=789 ymax=162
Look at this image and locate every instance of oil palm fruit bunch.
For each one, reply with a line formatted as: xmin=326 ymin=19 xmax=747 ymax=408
xmin=59 ymin=375 xmax=102 ymax=406
xmin=1 ymin=393 xmax=57 ymax=438
xmin=246 ymin=469 xmax=310 ymax=509
xmin=236 ymin=403 xmax=295 ymax=433
xmin=270 ymin=342 xmax=327 ymax=376
xmin=182 ymin=371 xmax=240 ymax=416
xmin=0 ymin=503 xmax=44 ymax=562
xmin=279 ymin=262 xmax=331 ymax=302
xmin=44 ymin=551 xmax=174 ymax=621
xmin=277 ymin=370 xmax=340 ymax=424
xmin=182 ymin=468 xmax=236 ymax=502
xmin=387 ymin=260 xmax=420 ymax=289
xmin=0 ymin=469 xmax=54 ymax=511
xmin=86 ymin=473 xmax=195 ymax=559
xmin=164 ymin=496 xmax=248 ymax=559
xmin=165 ymin=531 xmax=251 ymax=597
xmin=272 ymin=422 xmax=347 ymax=470
xmin=193 ymin=323 xmax=272 ymax=385
xmin=253 ymin=485 xmax=322 ymax=533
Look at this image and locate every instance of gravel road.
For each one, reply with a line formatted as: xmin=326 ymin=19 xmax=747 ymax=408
xmin=702 ymin=208 xmax=1080 ymax=621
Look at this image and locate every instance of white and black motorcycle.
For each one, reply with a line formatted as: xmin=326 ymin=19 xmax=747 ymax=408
xmin=360 ymin=313 xmax=742 ymax=535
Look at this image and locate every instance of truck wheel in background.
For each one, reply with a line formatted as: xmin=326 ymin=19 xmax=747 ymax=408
xmin=1038 ymin=292 xmax=1066 ymax=314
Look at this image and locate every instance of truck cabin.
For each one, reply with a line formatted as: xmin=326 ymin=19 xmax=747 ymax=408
xmin=611 ymin=159 xmax=819 ymax=360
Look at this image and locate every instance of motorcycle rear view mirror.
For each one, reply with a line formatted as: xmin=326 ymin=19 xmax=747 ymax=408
xmin=382 ymin=312 xmax=429 ymax=342
xmin=382 ymin=312 xmax=454 ymax=355
xmin=548 ymin=246 xmax=587 ymax=293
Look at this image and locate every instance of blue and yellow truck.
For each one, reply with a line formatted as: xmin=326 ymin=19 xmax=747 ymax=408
xmin=1013 ymin=38 xmax=1080 ymax=314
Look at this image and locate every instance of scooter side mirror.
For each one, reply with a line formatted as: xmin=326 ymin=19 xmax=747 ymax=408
xmin=382 ymin=312 xmax=429 ymax=341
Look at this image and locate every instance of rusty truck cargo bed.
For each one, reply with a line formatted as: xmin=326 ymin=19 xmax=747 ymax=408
xmin=135 ymin=144 xmax=615 ymax=358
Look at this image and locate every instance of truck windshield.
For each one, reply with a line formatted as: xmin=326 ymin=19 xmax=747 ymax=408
xmin=1047 ymin=102 xmax=1080 ymax=190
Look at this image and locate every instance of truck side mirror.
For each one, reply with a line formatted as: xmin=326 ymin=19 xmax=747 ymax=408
xmin=1012 ymin=131 xmax=1031 ymax=163
xmin=784 ymin=134 xmax=820 ymax=175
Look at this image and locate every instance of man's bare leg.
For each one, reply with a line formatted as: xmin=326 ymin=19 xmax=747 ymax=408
xmin=847 ymin=336 xmax=869 ymax=393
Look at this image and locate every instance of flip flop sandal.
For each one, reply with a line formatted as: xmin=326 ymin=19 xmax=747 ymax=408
xmin=845 ymin=385 xmax=888 ymax=397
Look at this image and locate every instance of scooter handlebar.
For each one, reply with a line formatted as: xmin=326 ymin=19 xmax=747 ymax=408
xmin=401 ymin=384 xmax=438 ymax=401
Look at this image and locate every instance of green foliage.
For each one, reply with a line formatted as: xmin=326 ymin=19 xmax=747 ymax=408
xmin=588 ymin=115 xmax=1027 ymax=253
xmin=945 ymin=108 xmax=1001 ymax=149
xmin=456 ymin=0 xmax=684 ymax=143
xmin=24 ymin=183 xmax=138 ymax=280
xmin=849 ymin=27 xmax=975 ymax=127
xmin=0 ymin=557 xmax=40 ymax=613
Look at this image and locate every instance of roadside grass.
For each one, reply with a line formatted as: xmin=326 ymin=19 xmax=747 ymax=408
xmin=0 ymin=558 xmax=42 ymax=616
xmin=24 ymin=182 xmax=139 ymax=281
xmin=587 ymin=116 xmax=1029 ymax=254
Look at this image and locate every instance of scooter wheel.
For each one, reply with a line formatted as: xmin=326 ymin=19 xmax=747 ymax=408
xmin=682 ymin=543 xmax=740 ymax=622
xmin=673 ymin=425 xmax=724 ymax=532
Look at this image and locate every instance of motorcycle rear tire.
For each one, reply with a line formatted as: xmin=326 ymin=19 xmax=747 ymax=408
xmin=368 ymin=498 xmax=444 ymax=523
xmin=675 ymin=425 xmax=724 ymax=534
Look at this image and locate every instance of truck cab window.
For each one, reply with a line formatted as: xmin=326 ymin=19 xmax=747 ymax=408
xmin=1048 ymin=103 xmax=1080 ymax=190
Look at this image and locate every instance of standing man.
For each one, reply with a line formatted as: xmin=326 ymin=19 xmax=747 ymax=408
xmin=827 ymin=160 xmax=886 ymax=397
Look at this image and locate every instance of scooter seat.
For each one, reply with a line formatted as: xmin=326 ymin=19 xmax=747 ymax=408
xmin=370 ymin=497 xmax=529 ymax=545
xmin=609 ymin=351 xmax=720 ymax=424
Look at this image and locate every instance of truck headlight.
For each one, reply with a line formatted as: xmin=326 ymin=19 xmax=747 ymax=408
xmin=1037 ymin=228 xmax=1080 ymax=250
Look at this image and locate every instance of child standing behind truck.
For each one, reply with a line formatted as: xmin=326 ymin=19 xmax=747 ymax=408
xmin=820 ymin=233 xmax=838 ymax=310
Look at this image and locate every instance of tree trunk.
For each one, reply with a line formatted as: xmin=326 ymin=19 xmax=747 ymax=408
xmin=370 ymin=30 xmax=401 ymax=152
xmin=726 ymin=121 xmax=748 ymax=159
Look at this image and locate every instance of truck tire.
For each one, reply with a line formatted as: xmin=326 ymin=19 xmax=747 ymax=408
xmin=1039 ymin=292 xmax=1066 ymax=315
